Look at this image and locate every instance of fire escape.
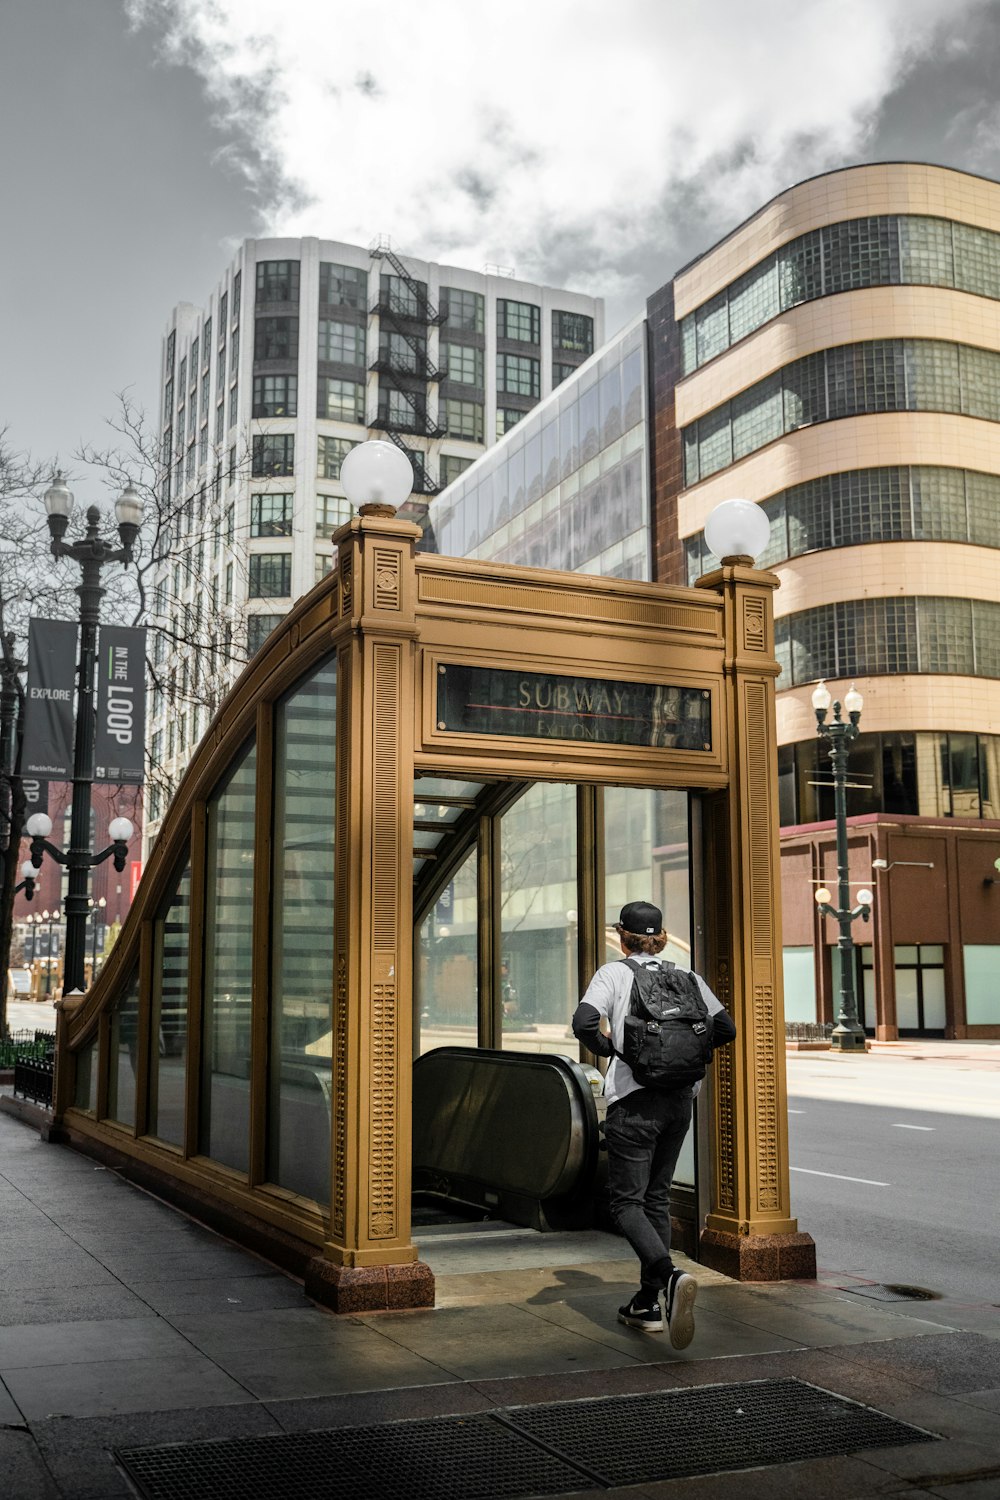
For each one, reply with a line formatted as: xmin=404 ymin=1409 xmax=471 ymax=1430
xmin=369 ymin=238 xmax=446 ymax=496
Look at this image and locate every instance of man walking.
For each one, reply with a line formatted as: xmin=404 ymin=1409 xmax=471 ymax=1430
xmin=572 ymin=901 xmax=736 ymax=1347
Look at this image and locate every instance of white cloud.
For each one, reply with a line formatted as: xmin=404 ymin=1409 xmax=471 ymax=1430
xmin=128 ymin=0 xmax=988 ymax=316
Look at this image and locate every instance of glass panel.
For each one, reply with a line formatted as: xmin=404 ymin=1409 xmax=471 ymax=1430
xmin=895 ymin=967 xmax=920 ymax=1030
xmin=417 ymin=845 xmax=479 ymax=1054
xmin=201 ymin=741 xmax=257 ymax=1174
xmin=919 ymin=969 xmax=946 ymax=1031
xmin=602 ymin=787 xmax=692 ymax=1182
xmin=74 ymin=1039 xmax=98 ymax=1112
xmin=918 ymin=945 xmax=944 ymax=964
xmin=150 ymin=861 xmax=192 ymax=1146
xmin=269 ymin=658 xmax=337 ymax=1204
xmin=963 ymin=945 xmax=1000 ymax=1024
xmin=500 ymin=783 xmax=578 ymax=1059
xmin=107 ymin=967 xmax=140 ymax=1129
xmin=782 ymin=948 xmax=817 ymax=1022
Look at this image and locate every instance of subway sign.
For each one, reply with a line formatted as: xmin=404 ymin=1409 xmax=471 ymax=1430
xmin=436 ymin=664 xmax=711 ymax=750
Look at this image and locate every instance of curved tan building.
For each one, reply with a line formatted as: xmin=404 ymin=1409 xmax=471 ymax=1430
xmin=651 ymin=163 xmax=1000 ymax=1037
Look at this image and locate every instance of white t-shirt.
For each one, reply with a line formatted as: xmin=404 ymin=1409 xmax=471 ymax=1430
xmin=578 ymin=955 xmax=727 ymax=1105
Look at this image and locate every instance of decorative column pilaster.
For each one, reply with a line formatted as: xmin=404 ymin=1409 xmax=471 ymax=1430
xmin=305 ymin=508 xmax=434 ymax=1313
xmin=696 ymin=564 xmax=816 ymax=1281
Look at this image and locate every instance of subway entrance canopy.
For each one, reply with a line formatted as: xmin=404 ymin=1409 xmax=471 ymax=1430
xmin=49 ymin=497 xmax=815 ymax=1312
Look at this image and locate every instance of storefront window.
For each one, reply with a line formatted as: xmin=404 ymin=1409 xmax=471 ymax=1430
xmin=107 ymin=967 xmax=140 ymax=1129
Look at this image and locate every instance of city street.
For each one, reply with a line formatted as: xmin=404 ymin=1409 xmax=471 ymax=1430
xmin=787 ymin=1046 xmax=1000 ymax=1304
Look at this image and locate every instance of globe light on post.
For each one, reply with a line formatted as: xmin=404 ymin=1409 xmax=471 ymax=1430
xmin=814 ymin=887 xmax=832 ymax=907
xmin=340 ymin=440 xmax=414 ymax=517
xmin=703 ymin=498 xmax=771 ymax=566
xmin=856 ymin=888 xmax=874 ymax=907
xmin=108 ymin=816 xmax=134 ymax=843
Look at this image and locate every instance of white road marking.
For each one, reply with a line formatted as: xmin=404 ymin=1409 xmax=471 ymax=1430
xmin=891 ymin=1124 xmax=934 ymax=1131
xmin=790 ymin=1167 xmax=890 ymax=1186
xmin=788 ymin=1108 xmax=805 ymax=1114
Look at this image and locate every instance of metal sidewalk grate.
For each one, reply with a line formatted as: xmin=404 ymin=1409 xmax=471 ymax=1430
xmin=116 ymin=1412 xmax=599 ymax=1500
xmin=504 ymin=1378 xmax=938 ymax=1487
xmin=116 ymin=1378 xmax=938 ymax=1499
xmin=838 ymin=1283 xmax=940 ymax=1301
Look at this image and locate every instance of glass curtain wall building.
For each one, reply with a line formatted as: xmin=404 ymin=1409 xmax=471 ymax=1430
xmin=428 ymin=318 xmax=648 ymax=579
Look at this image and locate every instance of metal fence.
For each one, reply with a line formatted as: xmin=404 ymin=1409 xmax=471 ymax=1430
xmin=13 ymin=1054 xmax=54 ymax=1108
xmin=785 ymin=1021 xmax=835 ymax=1042
xmin=0 ymin=1029 xmax=54 ymax=1068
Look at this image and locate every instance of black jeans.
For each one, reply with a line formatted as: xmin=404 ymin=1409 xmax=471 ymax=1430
xmin=604 ymin=1087 xmax=694 ymax=1289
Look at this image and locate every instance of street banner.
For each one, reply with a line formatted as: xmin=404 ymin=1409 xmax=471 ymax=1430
xmin=22 ymin=619 xmax=78 ymax=777
xmin=22 ymin=778 xmax=48 ymax=813
xmin=95 ymin=626 xmax=147 ymax=784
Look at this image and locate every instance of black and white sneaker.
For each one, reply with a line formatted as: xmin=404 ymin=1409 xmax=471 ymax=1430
xmin=664 ymin=1269 xmax=697 ymax=1349
xmin=617 ymin=1294 xmax=664 ymax=1332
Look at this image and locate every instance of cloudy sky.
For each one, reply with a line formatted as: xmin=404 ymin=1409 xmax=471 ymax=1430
xmin=4 ymin=0 xmax=1000 ymax=477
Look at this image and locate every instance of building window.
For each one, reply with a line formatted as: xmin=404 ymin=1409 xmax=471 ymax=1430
xmin=440 ymin=453 xmax=474 ymax=488
xmin=380 ymin=272 xmax=426 ymax=319
xmin=250 ymin=492 xmax=294 ymax=538
xmin=553 ymin=311 xmax=594 ymax=355
xmin=189 ymin=339 xmax=199 ymax=383
xmin=252 ymin=434 xmax=295 ymax=477
xmin=379 ymin=330 xmax=426 ymax=374
xmin=317 ymin=377 xmax=365 ymax=423
xmin=441 ymin=287 xmax=484 ymax=333
xmin=319 ymin=262 xmax=368 ymax=310
xmin=249 ymin=552 xmax=292 ymax=598
xmin=252 ymin=374 xmax=297 ymax=418
xmin=378 ymin=388 xmax=426 ymax=431
xmin=315 ymin=551 xmax=335 ymax=583
xmin=316 ymin=493 xmax=353 ymax=535
xmin=228 ymin=383 xmax=238 ymax=429
xmin=317 ymin=436 xmax=357 ymax=480
xmin=229 ymin=326 xmax=240 ymax=377
xmin=200 ymin=372 xmax=210 ymax=419
xmin=318 ymin=319 xmax=366 ymax=366
xmin=224 ymin=562 xmax=233 ymax=605
xmin=497 ymin=299 xmax=540 ymax=344
xmin=442 ymin=343 xmax=483 ymax=386
xmin=202 ymin=319 xmax=211 ymax=359
xmin=443 ymin=399 xmax=484 ymax=442
xmin=255 ymin=260 xmax=300 ymax=303
xmin=683 ymin=337 xmax=1000 ymax=485
xmin=253 ymin=316 xmax=299 ymax=361
xmin=553 ymin=362 xmax=578 ymax=387
xmin=496 ymin=407 xmax=525 ymax=438
xmin=232 ymin=270 xmax=241 ymax=319
xmin=247 ymin=613 xmax=284 ymax=655
xmin=497 ymin=353 xmax=540 ymax=398
xmin=215 ymin=401 xmax=224 ymax=444
xmin=178 ymin=358 xmax=187 ymax=396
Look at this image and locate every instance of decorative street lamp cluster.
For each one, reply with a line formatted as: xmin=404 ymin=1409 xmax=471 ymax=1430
xmin=18 ymin=471 xmax=144 ymax=995
xmin=811 ymin=680 xmax=874 ymax=1053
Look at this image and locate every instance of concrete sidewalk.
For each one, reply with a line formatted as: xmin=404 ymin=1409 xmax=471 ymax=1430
xmin=1 ymin=1105 xmax=999 ymax=1498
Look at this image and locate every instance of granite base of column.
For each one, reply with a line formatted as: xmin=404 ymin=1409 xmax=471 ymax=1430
xmin=304 ymin=1257 xmax=435 ymax=1314
xmin=699 ymin=1228 xmax=816 ymax=1282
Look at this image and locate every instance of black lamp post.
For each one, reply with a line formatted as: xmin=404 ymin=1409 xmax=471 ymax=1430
xmin=812 ymin=680 xmax=874 ymax=1053
xmin=23 ymin=472 xmax=143 ymax=995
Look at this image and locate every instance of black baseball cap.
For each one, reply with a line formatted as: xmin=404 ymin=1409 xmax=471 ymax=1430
xmin=618 ymin=901 xmax=663 ymax=935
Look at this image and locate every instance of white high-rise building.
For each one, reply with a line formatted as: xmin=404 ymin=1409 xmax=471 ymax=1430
xmin=144 ymin=237 xmax=603 ymax=845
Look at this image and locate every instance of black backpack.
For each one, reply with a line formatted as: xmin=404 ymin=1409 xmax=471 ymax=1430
xmin=619 ymin=957 xmax=714 ymax=1091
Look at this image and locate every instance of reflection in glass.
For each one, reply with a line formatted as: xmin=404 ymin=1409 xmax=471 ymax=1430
xmin=603 ymin=787 xmax=694 ymax=1183
xmin=107 ymin=967 xmax=140 ymax=1129
xmin=74 ymin=1040 xmax=98 ymax=1113
xmin=200 ymin=741 xmax=256 ymax=1174
xmin=150 ymin=861 xmax=192 ymax=1146
xmin=417 ymin=844 xmax=478 ymax=1054
xmin=500 ymin=783 xmax=578 ymax=1061
xmin=269 ymin=659 xmax=337 ymax=1204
